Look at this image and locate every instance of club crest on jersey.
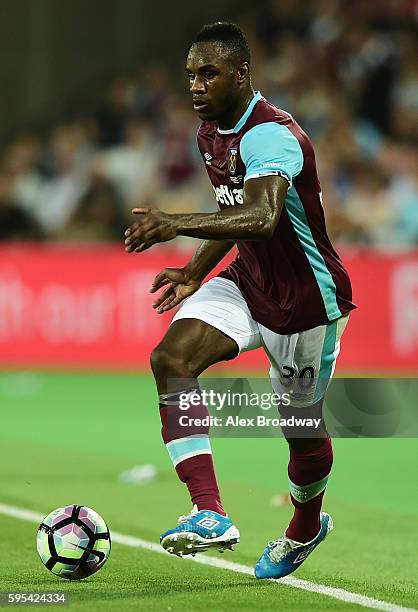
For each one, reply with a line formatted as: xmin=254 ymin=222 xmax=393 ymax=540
xmin=228 ymin=148 xmax=238 ymax=175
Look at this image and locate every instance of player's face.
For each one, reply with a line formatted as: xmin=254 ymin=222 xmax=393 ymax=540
xmin=186 ymin=42 xmax=243 ymax=122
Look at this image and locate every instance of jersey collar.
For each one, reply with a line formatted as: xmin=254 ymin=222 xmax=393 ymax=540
xmin=217 ymin=91 xmax=262 ymax=135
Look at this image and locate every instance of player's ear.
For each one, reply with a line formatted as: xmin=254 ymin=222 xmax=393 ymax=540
xmin=237 ymin=62 xmax=250 ymax=84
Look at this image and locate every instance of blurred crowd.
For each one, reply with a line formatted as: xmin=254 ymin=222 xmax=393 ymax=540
xmin=1 ymin=0 xmax=417 ymax=248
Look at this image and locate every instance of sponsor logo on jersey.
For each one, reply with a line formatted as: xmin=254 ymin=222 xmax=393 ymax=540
xmin=204 ymin=152 xmax=212 ymax=165
xmin=228 ymin=148 xmax=238 ymax=175
xmin=213 ymin=184 xmax=244 ymax=206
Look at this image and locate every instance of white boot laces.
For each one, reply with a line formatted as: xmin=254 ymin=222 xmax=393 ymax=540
xmin=178 ymin=504 xmax=199 ymax=524
xmin=268 ymin=537 xmax=298 ymax=564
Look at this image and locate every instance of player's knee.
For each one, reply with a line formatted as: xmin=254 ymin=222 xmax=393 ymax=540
xmin=150 ymin=344 xmax=174 ymax=377
xmin=285 ymin=437 xmax=327 ymax=453
xmin=150 ymin=344 xmax=195 ymax=381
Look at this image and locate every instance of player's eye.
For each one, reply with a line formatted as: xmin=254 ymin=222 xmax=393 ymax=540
xmin=203 ymin=71 xmax=216 ymax=80
xmin=187 ymin=72 xmax=195 ymax=81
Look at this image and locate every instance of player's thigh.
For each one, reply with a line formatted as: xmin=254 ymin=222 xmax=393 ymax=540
xmin=152 ymin=277 xmax=261 ymax=389
xmin=155 ymin=317 xmax=238 ymax=377
xmin=260 ymin=314 xmax=349 ymax=408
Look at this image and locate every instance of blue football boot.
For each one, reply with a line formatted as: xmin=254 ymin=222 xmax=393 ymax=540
xmin=160 ymin=505 xmax=240 ymax=557
xmin=255 ymin=512 xmax=333 ymax=579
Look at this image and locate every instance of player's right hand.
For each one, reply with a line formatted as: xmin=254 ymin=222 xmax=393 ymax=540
xmin=150 ymin=267 xmax=201 ymax=314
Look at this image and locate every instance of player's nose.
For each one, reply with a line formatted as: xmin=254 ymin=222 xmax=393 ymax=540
xmin=190 ymin=76 xmax=206 ymax=94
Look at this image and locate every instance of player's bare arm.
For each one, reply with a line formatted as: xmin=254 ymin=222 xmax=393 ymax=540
xmin=124 ymin=174 xmax=288 ymax=252
xmin=150 ymin=239 xmax=235 ymax=313
xmin=185 ymin=239 xmax=235 ymax=282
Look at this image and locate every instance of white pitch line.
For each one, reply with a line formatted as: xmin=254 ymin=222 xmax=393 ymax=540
xmin=0 ymin=502 xmax=415 ymax=612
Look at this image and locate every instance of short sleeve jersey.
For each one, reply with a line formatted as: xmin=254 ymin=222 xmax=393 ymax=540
xmin=197 ymin=91 xmax=355 ymax=334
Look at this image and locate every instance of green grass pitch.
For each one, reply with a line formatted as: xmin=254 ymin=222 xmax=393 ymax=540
xmin=0 ymin=372 xmax=417 ymax=611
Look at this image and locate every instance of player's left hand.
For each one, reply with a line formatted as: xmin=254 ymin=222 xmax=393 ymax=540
xmin=124 ymin=208 xmax=177 ymax=253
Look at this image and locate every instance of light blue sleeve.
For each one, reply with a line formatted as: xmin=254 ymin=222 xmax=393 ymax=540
xmin=240 ymin=122 xmax=304 ymax=185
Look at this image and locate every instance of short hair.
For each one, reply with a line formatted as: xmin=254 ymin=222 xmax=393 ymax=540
xmin=191 ymin=22 xmax=251 ymax=66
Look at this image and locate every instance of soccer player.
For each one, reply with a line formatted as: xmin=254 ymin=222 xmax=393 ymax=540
xmin=124 ymin=22 xmax=355 ymax=579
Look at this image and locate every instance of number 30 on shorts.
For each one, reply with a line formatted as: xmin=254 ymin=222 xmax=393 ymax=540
xmin=279 ymin=365 xmax=315 ymax=388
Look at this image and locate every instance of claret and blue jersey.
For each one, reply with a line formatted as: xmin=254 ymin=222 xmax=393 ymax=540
xmin=197 ymin=91 xmax=355 ymax=334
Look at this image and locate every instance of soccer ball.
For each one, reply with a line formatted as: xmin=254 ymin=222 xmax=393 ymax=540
xmin=36 ymin=505 xmax=111 ymax=580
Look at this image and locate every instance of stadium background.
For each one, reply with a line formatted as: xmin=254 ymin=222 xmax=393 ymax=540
xmin=0 ymin=0 xmax=417 ymax=371
xmin=0 ymin=2 xmax=417 ymax=610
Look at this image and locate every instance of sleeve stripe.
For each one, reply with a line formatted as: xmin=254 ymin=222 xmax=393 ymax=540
xmin=244 ymin=170 xmax=292 ymax=187
xmin=240 ymin=122 xmax=304 ymax=183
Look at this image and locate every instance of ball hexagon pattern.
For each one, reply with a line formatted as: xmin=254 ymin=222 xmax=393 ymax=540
xmin=36 ymin=505 xmax=111 ymax=580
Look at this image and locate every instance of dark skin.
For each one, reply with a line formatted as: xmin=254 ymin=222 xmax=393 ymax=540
xmin=127 ymin=41 xmax=324 ymax=452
